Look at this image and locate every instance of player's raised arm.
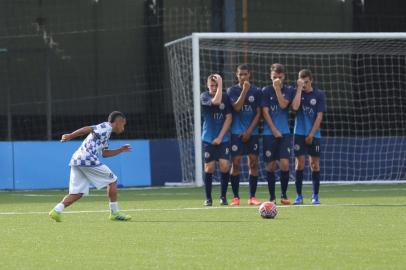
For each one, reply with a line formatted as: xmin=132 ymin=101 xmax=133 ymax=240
xmin=61 ymin=126 xmax=93 ymax=142
xmin=210 ymin=74 xmax=223 ymax=106
xmin=273 ymin=78 xmax=289 ymax=109
xmin=291 ymin=78 xmax=304 ymax=111
xmin=231 ymin=80 xmax=250 ymax=111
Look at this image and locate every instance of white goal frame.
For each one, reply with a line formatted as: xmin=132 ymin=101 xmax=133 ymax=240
xmin=165 ymin=32 xmax=406 ymax=187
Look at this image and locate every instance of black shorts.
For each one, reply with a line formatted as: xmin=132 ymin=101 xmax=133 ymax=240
xmin=263 ymin=135 xmax=292 ymax=162
xmin=230 ymin=134 xmax=259 ymax=157
xmin=203 ymin=141 xmax=230 ymax=163
xmin=293 ymin=135 xmax=321 ymax=157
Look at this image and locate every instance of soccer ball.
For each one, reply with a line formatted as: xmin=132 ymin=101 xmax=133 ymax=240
xmin=259 ymin=201 xmax=278 ymax=219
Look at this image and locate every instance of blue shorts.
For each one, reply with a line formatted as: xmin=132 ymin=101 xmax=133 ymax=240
xmin=263 ymin=135 xmax=292 ymax=162
xmin=202 ymin=141 xmax=230 ymax=163
xmin=230 ymin=134 xmax=259 ymax=157
xmin=294 ymin=135 xmax=321 ymax=157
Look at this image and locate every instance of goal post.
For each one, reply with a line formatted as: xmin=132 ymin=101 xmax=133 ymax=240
xmin=165 ymin=32 xmax=406 ymax=186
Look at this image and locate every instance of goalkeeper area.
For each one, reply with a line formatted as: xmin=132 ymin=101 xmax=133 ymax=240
xmin=1 ymin=184 xmax=406 ymax=270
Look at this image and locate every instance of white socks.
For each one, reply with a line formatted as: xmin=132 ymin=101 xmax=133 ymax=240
xmin=109 ymin=202 xmax=119 ymax=214
xmin=54 ymin=203 xmax=65 ymax=212
xmin=54 ymin=202 xmax=119 ymax=213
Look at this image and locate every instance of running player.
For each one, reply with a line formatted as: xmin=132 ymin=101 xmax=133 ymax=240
xmin=49 ymin=111 xmax=132 ymax=222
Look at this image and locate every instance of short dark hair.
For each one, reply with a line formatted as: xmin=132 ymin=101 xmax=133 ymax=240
xmin=299 ymin=69 xmax=313 ymax=80
xmin=108 ymin=111 xmax=126 ymax=123
xmin=237 ymin=63 xmax=250 ymax=72
xmin=270 ymin=63 xmax=285 ymax=73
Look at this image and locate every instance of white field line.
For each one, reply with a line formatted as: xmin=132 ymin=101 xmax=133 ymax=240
xmin=8 ymin=187 xmax=406 ymax=198
xmin=0 ymin=203 xmax=405 ymax=216
xmin=9 ymin=193 xmax=192 ymax=197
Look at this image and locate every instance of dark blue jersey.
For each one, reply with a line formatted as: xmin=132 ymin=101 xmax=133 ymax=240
xmin=201 ymin=91 xmax=232 ymax=143
xmin=227 ymin=84 xmax=261 ymax=135
xmin=261 ymin=85 xmax=295 ymax=135
xmin=294 ymin=88 xmax=326 ymax=138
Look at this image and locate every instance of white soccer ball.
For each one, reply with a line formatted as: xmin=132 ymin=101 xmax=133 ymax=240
xmin=259 ymin=201 xmax=278 ymax=219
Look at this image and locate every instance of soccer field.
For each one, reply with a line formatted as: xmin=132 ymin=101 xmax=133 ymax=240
xmin=1 ymin=184 xmax=405 ymax=270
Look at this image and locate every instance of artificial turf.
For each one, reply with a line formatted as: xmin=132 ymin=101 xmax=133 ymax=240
xmin=0 ymin=184 xmax=405 ymax=270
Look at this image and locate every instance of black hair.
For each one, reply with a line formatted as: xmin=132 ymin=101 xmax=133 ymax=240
xmin=236 ymin=63 xmax=250 ymax=72
xmin=270 ymin=63 xmax=285 ymax=73
xmin=299 ymin=69 xmax=313 ymax=80
xmin=108 ymin=111 xmax=126 ymax=123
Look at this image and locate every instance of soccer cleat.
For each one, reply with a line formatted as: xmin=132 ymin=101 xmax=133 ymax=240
xmin=203 ymin=199 xmax=213 ymax=207
xmin=280 ymin=197 xmax=291 ymax=205
xmin=311 ymin=194 xmax=320 ymax=205
xmin=248 ymin=197 xmax=262 ymax=206
xmin=49 ymin=209 xmax=62 ymax=222
xmin=230 ymin=197 xmax=240 ymax=206
xmin=109 ymin=211 xmax=132 ymax=221
xmin=293 ymin=195 xmax=304 ymax=205
xmin=219 ymin=197 xmax=228 ymax=206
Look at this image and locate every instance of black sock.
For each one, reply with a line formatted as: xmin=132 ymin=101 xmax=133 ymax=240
xmin=312 ymin=171 xmax=320 ymax=195
xmin=230 ymin=174 xmax=240 ymax=198
xmin=248 ymin=175 xmax=258 ymax=198
xmin=266 ymin=171 xmax=276 ymax=201
xmin=295 ymin=170 xmax=304 ymax=195
xmin=220 ymin=172 xmax=229 ymax=198
xmin=280 ymin=170 xmax=290 ymax=199
xmin=204 ymin=173 xmax=213 ymax=200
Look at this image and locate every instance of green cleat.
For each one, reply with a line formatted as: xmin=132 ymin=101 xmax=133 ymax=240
xmin=49 ymin=209 xmax=62 ymax=222
xmin=109 ymin=211 xmax=132 ymax=221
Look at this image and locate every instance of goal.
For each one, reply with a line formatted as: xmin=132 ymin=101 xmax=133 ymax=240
xmin=165 ymin=32 xmax=406 ymax=186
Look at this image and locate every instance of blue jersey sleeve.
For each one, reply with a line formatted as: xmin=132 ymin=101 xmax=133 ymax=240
xmin=227 ymin=87 xmax=239 ymax=104
xmin=201 ymin=92 xmax=212 ymax=106
xmin=286 ymin=86 xmax=295 ymax=103
xmin=261 ymin=87 xmax=269 ymax=107
xmin=224 ymin=93 xmax=232 ymax=115
xmin=317 ymin=91 xmax=326 ymax=113
xmin=255 ymin=87 xmax=262 ymax=109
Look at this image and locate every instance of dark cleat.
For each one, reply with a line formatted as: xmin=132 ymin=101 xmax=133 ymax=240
xmin=219 ymin=197 xmax=228 ymax=206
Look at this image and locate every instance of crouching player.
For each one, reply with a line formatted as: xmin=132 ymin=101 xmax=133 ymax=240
xmin=201 ymin=74 xmax=232 ymax=206
xmin=291 ymin=69 xmax=326 ymax=205
xmin=261 ymin=63 xmax=295 ymax=205
xmin=227 ymin=64 xmax=262 ymax=206
xmin=49 ymin=111 xmax=132 ymax=222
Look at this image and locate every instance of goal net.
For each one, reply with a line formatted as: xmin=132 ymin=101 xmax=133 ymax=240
xmin=165 ymin=33 xmax=406 ymax=186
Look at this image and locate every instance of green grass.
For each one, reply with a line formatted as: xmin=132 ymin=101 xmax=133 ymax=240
xmin=1 ymin=184 xmax=406 ymax=270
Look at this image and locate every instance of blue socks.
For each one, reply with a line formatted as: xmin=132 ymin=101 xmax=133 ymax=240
xmin=204 ymin=173 xmax=213 ymax=200
xmin=220 ymin=172 xmax=229 ymax=198
xmin=266 ymin=171 xmax=276 ymax=201
xmin=295 ymin=170 xmax=304 ymax=195
xmin=312 ymin=171 xmax=320 ymax=195
xmin=248 ymin=175 xmax=258 ymax=198
xmin=280 ymin=170 xmax=289 ymax=199
xmin=230 ymin=174 xmax=240 ymax=198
